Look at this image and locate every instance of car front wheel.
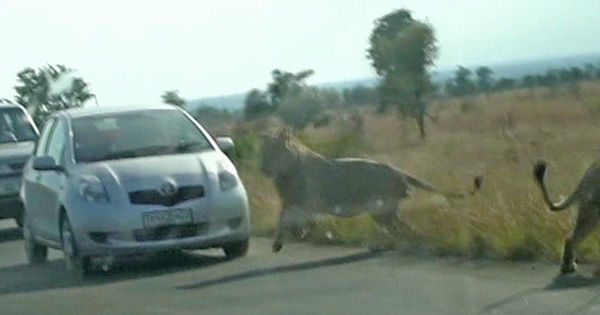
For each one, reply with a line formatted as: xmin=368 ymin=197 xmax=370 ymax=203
xmin=222 ymin=239 xmax=249 ymax=260
xmin=61 ymin=215 xmax=91 ymax=278
xmin=23 ymin=212 xmax=48 ymax=264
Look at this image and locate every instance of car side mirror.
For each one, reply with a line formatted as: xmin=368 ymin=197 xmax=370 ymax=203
xmin=215 ymin=137 xmax=235 ymax=155
xmin=32 ymin=156 xmax=64 ymax=172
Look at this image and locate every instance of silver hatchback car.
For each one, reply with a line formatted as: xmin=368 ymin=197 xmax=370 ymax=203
xmin=20 ymin=104 xmax=251 ymax=276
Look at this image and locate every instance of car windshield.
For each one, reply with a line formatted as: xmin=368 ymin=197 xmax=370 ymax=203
xmin=72 ymin=109 xmax=214 ymax=163
xmin=0 ymin=107 xmax=38 ymax=144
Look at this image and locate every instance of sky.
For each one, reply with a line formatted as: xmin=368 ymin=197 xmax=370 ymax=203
xmin=0 ymin=0 xmax=599 ymax=107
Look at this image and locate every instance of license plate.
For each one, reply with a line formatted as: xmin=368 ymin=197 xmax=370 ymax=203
xmin=142 ymin=208 xmax=193 ymax=229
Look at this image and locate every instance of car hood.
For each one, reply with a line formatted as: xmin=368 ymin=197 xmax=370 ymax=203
xmin=73 ymin=151 xmax=234 ymax=193
xmin=0 ymin=141 xmax=35 ymax=162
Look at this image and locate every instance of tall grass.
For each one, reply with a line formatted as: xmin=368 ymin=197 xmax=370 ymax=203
xmin=233 ymin=82 xmax=600 ymax=262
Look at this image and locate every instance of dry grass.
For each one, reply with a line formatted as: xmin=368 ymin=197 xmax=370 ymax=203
xmin=236 ymin=81 xmax=600 ymax=262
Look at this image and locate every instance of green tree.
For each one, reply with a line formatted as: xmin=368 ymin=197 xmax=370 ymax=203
xmin=14 ymin=64 xmax=94 ymax=126
xmin=276 ymin=87 xmax=324 ymax=131
xmin=453 ymin=66 xmax=476 ymax=97
xmin=494 ymin=77 xmax=516 ymax=91
xmin=243 ymin=68 xmax=325 ymax=131
xmin=443 ymin=79 xmax=456 ymax=97
xmin=569 ymin=66 xmax=584 ymax=99
xmin=534 ymin=74 xmax=546 ymax=87
xmin=194 ymin=105 xmax=234 ymax=134
xmin=342 ymin=85 xmax=377 ymax=107
xmin=521 ymin=74 xmax=537 ymax=97
xmin=367 ymin=8 xmax=438 ymax=139
xmin=161 ymin=89 xmax=186 ymax=107
xmin=475 ymin=66 xmax=494 ymax=98
xmin=540 ymin=70 xmax=558 ymax=97
xmin=266 ymin=69 xmax=314 ymax=109
xmin=558 ymin=68 xmax=571 ymax=85
xmin=319 ymin=87 xmax=344 ymax=108
xmin=243 ymin=88 xmax=272 ymax=120
xmin=583 ymin=63 xmax=596 ymax=80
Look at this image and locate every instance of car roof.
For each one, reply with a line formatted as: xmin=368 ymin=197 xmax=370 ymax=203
xmin=58 ymin=104 xmax=182 ymax=119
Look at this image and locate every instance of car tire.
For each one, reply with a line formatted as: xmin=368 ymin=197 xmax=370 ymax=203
xmin=222 ymin=239 xmax=249 ymax=260
xmin=23 ymin=212 xmax=48 ymax=264
xmin=60 ymin=215 xmax=91 ymax=278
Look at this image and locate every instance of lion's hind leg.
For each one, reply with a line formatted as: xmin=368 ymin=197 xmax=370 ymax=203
xmin=561 ymin=205 xmax=600 ymax=275
xmin=368 ymin=203 xmax=410 ymax=252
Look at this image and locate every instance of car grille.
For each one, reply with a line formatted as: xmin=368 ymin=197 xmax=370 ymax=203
xmin=129 ymin=185 xmax=205 ymax=206
xmin=133 ymin=222 xmax=209 ymax=242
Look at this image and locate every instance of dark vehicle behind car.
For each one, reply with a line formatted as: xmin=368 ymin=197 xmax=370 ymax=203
xmin=0 ymin=103 xmax=39 ymax=227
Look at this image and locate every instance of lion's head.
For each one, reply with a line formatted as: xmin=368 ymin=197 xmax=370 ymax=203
xmin=260 ymin=127 xmax=297 ymax=178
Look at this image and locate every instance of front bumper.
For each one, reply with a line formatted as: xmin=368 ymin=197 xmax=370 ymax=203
xmin=77 ymin=217 xmax=250 ymax=257
xmin=67 ymin=188 xmax=251 ymax=257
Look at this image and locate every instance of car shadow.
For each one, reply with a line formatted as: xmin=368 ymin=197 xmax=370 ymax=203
xmin=0 ymin=226 xmax=22 ymax=243
xmin=176 ymin=250 xmax=382 ymax=291
xmin=0 ymin=250 xmax=228 ymax=296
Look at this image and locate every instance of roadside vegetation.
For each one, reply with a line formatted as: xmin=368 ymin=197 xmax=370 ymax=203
xmin=2 ymin=8 xmax=600 ymax=263
xmin=230 ymin=81 xmax=600 ymax=263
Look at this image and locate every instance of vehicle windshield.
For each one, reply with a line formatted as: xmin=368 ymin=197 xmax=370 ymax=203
xmin=0 ymin=107 xmax=38 ymax=144
xmin=72 ymin=109 xmax=214 ymax=163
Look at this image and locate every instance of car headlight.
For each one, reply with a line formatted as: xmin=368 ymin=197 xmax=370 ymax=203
xmin=217 ymin=161 xmax=238 ymax=191
xmin=74 ymin=175 xmax=109 ymax=203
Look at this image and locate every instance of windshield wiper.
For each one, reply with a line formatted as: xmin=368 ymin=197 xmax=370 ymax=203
xmin=100 ymin=149 xmax=139 ymax=161
xmin=91 ymin=143 xmax=209 ymax=162
xmin=101 ymin=145 xmax=177 ymax=161
xmin=174 ymin=141 xmax=210 ymax=153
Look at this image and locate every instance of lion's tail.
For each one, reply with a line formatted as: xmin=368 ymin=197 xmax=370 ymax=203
xmin=404 ymin=174 xmax=483 ymax=199
xmin=533 ymin=160 xmax=582 ymax=212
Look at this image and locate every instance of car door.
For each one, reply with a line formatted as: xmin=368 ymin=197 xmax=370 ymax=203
xmin=34 ymin=118 xmax=69 ymax=241
xmin=22 ymin=118 xmax=56 ymax=237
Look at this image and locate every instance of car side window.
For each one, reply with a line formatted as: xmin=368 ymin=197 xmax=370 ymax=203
xmin=34 ymin=118 xmax=56 ymax=157
xmin=44 ymin=119 xmax=68 ymax=165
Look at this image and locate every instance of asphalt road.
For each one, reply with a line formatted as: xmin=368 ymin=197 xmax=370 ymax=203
xmin=1 ymin=220 xmax=600 ymax=315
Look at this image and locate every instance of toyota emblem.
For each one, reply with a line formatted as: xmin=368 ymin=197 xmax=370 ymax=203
xmin=157 ymin=182 xmax=177 ymax=196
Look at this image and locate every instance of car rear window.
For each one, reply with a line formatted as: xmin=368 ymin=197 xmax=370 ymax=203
xmin=0 ymin=107 xmax=38 ymax=144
